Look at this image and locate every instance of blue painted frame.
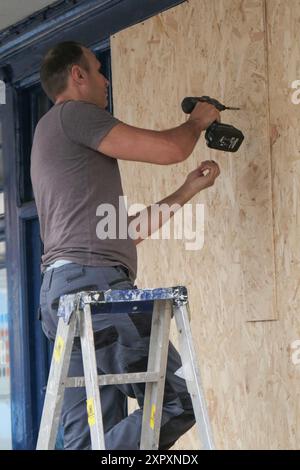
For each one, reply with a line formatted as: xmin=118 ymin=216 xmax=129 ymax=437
xmin=0 ymin=0 xmax=186 ymax=449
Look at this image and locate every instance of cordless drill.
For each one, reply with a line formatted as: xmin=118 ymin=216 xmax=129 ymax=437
xmin=181 ymin=96 xmax=244 ymax=152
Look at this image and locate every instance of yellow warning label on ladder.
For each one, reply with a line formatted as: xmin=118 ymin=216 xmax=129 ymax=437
xmin=87 ymin=398 xmax=96 ymax=427
xmin=150 ymin=404 xmax=156 ymax=429
xmin=54 ymin=336 xmax=64 ymax=363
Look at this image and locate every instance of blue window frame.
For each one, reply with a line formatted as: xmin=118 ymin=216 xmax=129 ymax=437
xmin=18 ymin=85 xmax=52 ymax=204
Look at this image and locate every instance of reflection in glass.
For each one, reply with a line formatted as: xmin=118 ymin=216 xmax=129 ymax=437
xmin=0 ymin=240 xmax=11 ymax=449
xmin=0 ymin=193 xmax=4 ymax=215
xmin=0 ymin=121 xmax=3 ymax=191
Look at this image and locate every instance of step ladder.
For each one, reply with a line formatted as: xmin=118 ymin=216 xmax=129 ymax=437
xmin=36 ymin=286 xmax=215 ymax=450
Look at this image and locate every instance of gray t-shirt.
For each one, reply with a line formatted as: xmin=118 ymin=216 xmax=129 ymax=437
xmin=30 ymin=100 xmax=137 ymax=282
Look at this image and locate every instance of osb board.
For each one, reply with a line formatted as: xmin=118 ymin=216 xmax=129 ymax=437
xmin=265 ymin=0 xmax=300 ymax=448
xmin=110 ymin=0 xmax=292 ymax=449
xmin=111 ymin=0 xmax=276 ymax=322
xmin=267 ymin=0 xmax=300 ymax=330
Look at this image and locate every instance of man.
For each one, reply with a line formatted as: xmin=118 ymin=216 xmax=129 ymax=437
xmin=31 ymin=41 xmax=220 ymax=450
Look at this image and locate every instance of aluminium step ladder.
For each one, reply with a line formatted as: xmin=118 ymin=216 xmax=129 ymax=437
xmin=36 ymin=286 xmax=215 ymax=450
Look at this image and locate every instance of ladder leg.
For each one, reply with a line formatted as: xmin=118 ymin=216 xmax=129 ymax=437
xmin=36 ymin=313 xmax=77 ymax=449
xmin=173 ymin=303 xmax=215 ymax=450
xmin=140 ymin=299 xmax=172 ymax=450
xmin=80 ymin=303 xmax=105 ymax=450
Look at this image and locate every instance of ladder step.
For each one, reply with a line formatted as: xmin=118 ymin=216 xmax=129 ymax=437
xmin=65 ymin=371 xmax=159 ymax=388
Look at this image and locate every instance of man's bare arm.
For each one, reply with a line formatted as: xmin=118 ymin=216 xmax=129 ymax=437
xmin=128 ymin=160 xmax=221 ymax=245
xmin=98 ymin=102 xmax=220 ymax=165
xmin=128 ymin=186 xmax=189 ymax=245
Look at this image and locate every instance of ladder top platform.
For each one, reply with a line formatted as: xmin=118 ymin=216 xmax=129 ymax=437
xmin=58 ymin=286 xmax=188 ymax=323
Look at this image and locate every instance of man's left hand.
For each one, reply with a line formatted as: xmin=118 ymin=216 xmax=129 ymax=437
xmin=183 ymin=160 xmax=221 ymax=196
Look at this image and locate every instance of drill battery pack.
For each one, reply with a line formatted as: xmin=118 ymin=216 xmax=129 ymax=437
xmin=205 ymin=121 xmax=244 ymax=152
xmin=181 ymin=96 xmax=244 ymax=153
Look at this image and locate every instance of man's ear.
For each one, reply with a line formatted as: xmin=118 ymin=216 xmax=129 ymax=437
xmin=71 ymin=64 xmax=86 ymax=83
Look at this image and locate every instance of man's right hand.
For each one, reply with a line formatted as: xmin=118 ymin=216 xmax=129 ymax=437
xmin=188 ymin=101 xmax=221 ymax=131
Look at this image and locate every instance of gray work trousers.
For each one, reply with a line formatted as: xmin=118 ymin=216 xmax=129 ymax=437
xmin=39 ymin=263 xmax=196 ymax=450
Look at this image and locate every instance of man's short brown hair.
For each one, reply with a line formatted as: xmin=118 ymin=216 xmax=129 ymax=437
xmin=40 ymin=41 xmax=90 ymax=102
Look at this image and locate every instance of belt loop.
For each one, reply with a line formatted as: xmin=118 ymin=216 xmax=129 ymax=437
xmin=43 ymin=269 xmax=54 ymax=291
